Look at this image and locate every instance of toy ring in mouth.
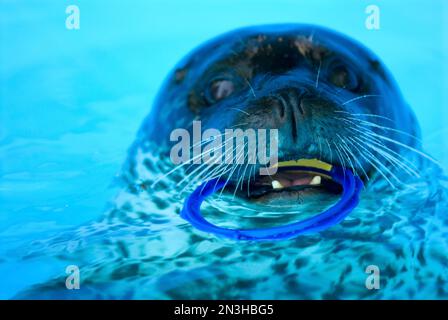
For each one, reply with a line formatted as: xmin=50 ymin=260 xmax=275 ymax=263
xmin=180 ymin=159 xmax=364 ymax=241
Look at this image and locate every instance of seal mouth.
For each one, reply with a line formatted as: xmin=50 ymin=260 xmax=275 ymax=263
xmin=241 ymin=159 xmax=342 ymax=199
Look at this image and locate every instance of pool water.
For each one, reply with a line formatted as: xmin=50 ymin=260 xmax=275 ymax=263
xmin=1 ymin=0 xmax=447 ymax=299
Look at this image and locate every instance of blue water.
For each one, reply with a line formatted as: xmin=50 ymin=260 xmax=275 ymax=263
xmin=1 ymin=0 xmax=447 ymax=299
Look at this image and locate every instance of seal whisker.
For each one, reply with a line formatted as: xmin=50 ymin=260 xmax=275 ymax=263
xmin=244 ymin=78 xmax=257 ymax=98
xmin=217 ymin=154 xmax=246 ymax=199
xmin=325 ymin=138 xmax=334 ymax=164
xmin=232 ymin=151 xmax=250 ymax=199
xmin=177 ymin=136 xmax=235 ymax=187
xmin=204 ymin=164 xmax=234 ymax=193
xmin=240 ymin=162 xmax=251 ymax=192
xmin=179 ymin=161 xmax=223 ymax=194
xmin=199 ymin=164 xmax=231 ymax=189
xmin=335 ymin=110 xmax=393 ymax=122
xmin=346 ymin=136 xmax=397 ymax=189
xmin=181 ymin=132 xmax=230 ymax=174
xmin=344 ymin=116 xmax=422 ymax=142
xmin=193 ymin=138 xmax=243 ymax=192
xmin=360 ymin=138 xmax=420 ymax=178
xmin=317 ymin=135 xmax=323 ymax=160
xmin=229 ymin=122 xmax=249 ymax=129
xmin=150 ymin=150 xmax=211 ymax=188
xmin=350 ymin=131 xmax=421 ymax=177
xmin=348 ymin=136 xmax=404 ymax=188
xmin=338 ymin=142 xmax=356 ymax=174
xmin=203 ymin=165 xmax=227 ymax=182
xmin=202 ymin=148 xmax=234 ymax=181
xmin=211 ymin=143 xmax=241 ymax=188
xmin=177 ymin=136 xmax=240 ymax=195
xmin=218 ymin=141 xmax=248 ymax=198
xmin=230 ymin=107 xmax=250 ymax=116
xmin=233 ymin=151 xmax=249 ymax=191
xmin=183 ymin=163 xmax=225 ymax=195
xmin=247 ymin=164 xmax=256 ymax=197
xmin=340 ymin=94 xmax=382 ymax=106
xmin=332 ymin=141 xmax=348 ymax=179
xmin=333 ymin=116 xmax=369 ymax=179
xmin=240 ymin=150 xmax=254 ymax=191
xmin=198 ymin=144 xmax=240 ymax=194
xmin=338 ymin=134 xmax=370 ymax=180
xmin=188 ymin=132 xmax=227 ymax=151
xmin=339 ymin=118 xmax=424 ymax=176
xmin=261 ymin=160 xmax=275 ymax=182
xmin=152 ymin=133 xmax=230 ymax=188
xmin=338 ymin=117 xmax=422 ymax=173
xmin=335 ymin=136 xmax=357 ymax=176
xmin=350 ymin=126 xmax=440 ymax=166
xmin=315 ymin=60 xmax=322 ymax=89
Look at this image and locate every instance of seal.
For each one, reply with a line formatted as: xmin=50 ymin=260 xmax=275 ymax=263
xmin=128 ymin=23 xmax=424 ymax=204
xmin=15 ymin=24 xmax=447 ymax=301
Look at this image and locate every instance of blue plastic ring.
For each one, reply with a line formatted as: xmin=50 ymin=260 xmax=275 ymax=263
xmin=180 ymin=166 xmax=363 ymax=241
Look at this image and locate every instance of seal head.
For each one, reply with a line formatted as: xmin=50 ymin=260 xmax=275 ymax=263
xmin=135 ymin=24 xmax=421 ymax=201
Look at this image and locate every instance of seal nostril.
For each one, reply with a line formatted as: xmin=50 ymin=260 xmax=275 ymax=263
xmin=298 ymin=100 xmax=305 ymax=115
xmin=279 ymin=100 xmax=286 ymax=120
xmin=272 ymin=95 xmax=287 ymax=123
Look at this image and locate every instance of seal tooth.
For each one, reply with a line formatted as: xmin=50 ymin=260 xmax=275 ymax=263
xmin=272 ymin=180 xmax=283 ymax=189
xmin=310 ymin=176 xmax=322 ymax=185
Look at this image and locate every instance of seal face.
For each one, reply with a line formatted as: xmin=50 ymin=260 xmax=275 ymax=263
xmin=134 ymin=24 xmax=421 ymax=202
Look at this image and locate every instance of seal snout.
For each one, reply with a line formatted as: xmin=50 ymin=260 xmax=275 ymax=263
xmin=239 ymin=85 xmax=341 ymax=152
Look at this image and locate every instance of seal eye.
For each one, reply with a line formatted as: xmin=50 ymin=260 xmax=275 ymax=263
xmin=206 ymin=79 xmax=235 ymax=104
xmin=328 ymin=65 xmax=359 ymax=91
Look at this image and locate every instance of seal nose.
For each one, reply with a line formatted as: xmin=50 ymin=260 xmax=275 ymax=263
xmin=246 ymin=88 xmax=312 ymax=142
xmin=275 ymin=89 xmax=307 ymax=141
xmin=251 ymin=96 xmax=289 ymax=127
